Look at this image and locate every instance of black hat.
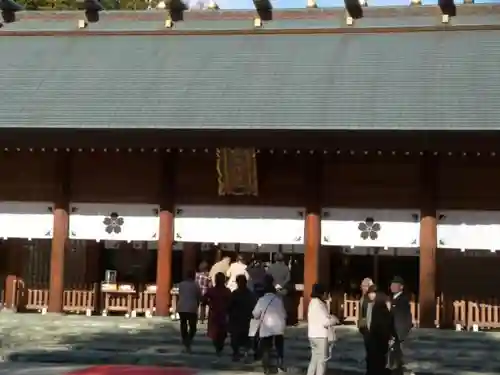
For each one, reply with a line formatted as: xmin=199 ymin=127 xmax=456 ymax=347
xmin=367 ymin=284 xmax=377 ymax=293
xmin=311 ymin=283 xmax=327 ymax=298
xmin=391 ymin=276 xmax=405 ymax=285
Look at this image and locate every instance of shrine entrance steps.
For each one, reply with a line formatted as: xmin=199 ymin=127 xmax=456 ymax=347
xmin=2 ymin=314 xmax=500 ymax=375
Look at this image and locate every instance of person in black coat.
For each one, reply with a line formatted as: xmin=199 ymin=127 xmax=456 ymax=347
xmin=228 ymin=274 xmax=257 ymax=361
xmin=388 ymin=276 xmax=413 ymax=375
xmin=362 ymin=284 xmax=392 ymax=375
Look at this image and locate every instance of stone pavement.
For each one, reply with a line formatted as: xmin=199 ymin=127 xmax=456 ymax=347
xmin=0 ymin=363 xmax=269 ymax=375
xmin=1 ymin=313 xmax=500 ymax=375
xmin=0 ymin=363 xmax=85 ymax=375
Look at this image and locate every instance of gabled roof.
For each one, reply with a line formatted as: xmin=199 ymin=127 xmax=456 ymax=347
xmin=1 ymin=7 xmax=500 ymax=131
xmin=4 ymin=5 xmax=500 ymax=32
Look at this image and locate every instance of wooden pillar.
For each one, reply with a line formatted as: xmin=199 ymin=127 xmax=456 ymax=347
xmin=4 ymin=240 xmax=22 ymax=310
xmin=85 ymin=241 xmax=101 ymax=283
xmin=318 ymin=247 xmax=330 ymax=287
xmin=48 ymin=152 xmax=72 ymax=313
xmin=303 ymin=153 xmax=322 ymax=318
xmin=155 ymin=152 xmax=176 ymax=317
xmin=182 ymin=242 xmax=198 ymax=278
xmin=373 ymin=248 xmax=379 ymax=285
xmin=419 ymin=153 xmax=438 ymax=328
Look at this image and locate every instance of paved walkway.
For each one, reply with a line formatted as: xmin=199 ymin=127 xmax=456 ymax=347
xmin=0 ymin=363 xmax=83 ymax=375
xmin=1 ymin=313 xmax=500 ymax=374
xmin=0 ymin=363 xmax=269 ymax=375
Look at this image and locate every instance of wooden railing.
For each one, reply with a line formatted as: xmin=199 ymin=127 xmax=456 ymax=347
xmin=63 ymin=285 xmax=96 ymax=314
xmin=466 ymin=301 xmax=500 ymax=329
xmin=340 ymin=294 xmax=500 ymax=330
xmin=14 ymin=282 xmax=95 ymax=313
xmin=8 ymin=282 xmax=500 ymax=330
xmin=26 ymin=287 xmax=49 ymax=311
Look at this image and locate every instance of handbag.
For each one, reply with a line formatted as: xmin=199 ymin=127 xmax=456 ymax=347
xmin=386 ymin=340 xmax=402 ymax=370
xmin=249 ymin=295 xmax=277 ymax=337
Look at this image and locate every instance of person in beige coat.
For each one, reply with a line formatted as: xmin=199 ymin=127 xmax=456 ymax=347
xmin=209 ymin=256 xmax=231 ymax=284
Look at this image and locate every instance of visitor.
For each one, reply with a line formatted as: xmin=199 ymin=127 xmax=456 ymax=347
xmin=266 ymin=253 xmax=290 ymax=293
xmin=228 ymin=274 xmax=256 ymax=361
xmin=388 ymin=276 xmax=413 ymax=375
xmin=251 ymin=274 xmax=287 ymax=374
xmin=358 ymin=277 xmax=374 ymax=372
xmin=226 ymin=254 xmax=249 ymax=291
xmin=177 ymin=269 xmax=201 ymax=353
xmin=362 ymin=284 xmax=392 ymax=375
xmin=247 ymin=258 xmax=267 ymax=295
xmin=195 ymin=261 xmax=212 ymax=323
xmin=209 ymin=256 xmax=231 ymax=284
xmin=204 ymin=271 xmax=232 ymax=360
xmin=306 ymin=283 xmax=339 ymax=375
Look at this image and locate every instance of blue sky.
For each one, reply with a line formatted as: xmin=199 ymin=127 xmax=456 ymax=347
xmin=208 ymin=0 xmax=498 ymax=9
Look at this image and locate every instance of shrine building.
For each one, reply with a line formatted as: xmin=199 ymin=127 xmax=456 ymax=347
xmin=0 ymin=4 xmax=500 ymax=329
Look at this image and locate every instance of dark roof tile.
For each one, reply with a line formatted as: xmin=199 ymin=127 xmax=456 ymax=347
xmin=0 ymin=30 xmax=499 ymax=130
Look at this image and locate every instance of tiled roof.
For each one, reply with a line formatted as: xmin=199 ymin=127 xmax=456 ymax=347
xmin=4 ymin=6 xmax=500 ymax=32
xmin=1 ymin=25 xmax=499 ymax=130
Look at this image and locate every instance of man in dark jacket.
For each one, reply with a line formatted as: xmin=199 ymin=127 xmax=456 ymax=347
xmin=228 ymin=274 xmax=256 ymax=361
xmin=362 ymin=284 xmax=392 ymax=375
xmin=388 ymin=276 xmax=413 ymax=375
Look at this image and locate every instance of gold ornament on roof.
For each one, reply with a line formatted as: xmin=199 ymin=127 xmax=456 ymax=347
xmin=216 ymin=148 xmax=258 ymax=196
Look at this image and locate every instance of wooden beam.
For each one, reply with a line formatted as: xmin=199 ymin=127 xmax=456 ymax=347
xmin=155 ymin=152 xmax=177 ymax=316
xmin=2 ymin=23 xmax=500 ymax=37
xmin=48 ymin=152 xmax=72 ymax=313
xmin=3 ymin=129 xmax=500 ymax=152
xmin=303 ymin=153 xmax=323 ymax=319
xmin=418 ymin=152 xmax=438 ymax=328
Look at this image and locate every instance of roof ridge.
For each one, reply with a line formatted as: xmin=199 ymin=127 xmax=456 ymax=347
xmin=16 ymin=4 xmax=500 ymax=22
xmin=2 ymin=23 xmax=500 ymax=36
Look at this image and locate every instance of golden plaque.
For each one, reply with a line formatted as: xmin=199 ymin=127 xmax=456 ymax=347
xmin=216 ymin=148 xmax=258 ymax=196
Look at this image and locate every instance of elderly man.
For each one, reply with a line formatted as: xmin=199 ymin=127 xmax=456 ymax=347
xmin=388 ymin=276 xmax=413 ymax=375
xmin=266 ymin=253 xmax=290 ymax=292
xmin=358 ymin=278 xmax=374 ymax=328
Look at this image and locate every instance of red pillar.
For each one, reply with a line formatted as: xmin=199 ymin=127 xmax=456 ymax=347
xmin=155 ymin=152 xmax=176 ymax=317
xmin=419 ymin=153 xmax=438 ymax=328
xmin=303 ymin=153 xmax=323 ymax=319
xmin=48 ymin=152 xmax=72 ymax=313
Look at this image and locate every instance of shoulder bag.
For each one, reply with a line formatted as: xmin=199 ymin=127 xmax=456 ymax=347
xmin=249 ymin=294 xmax=277 ymax=337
